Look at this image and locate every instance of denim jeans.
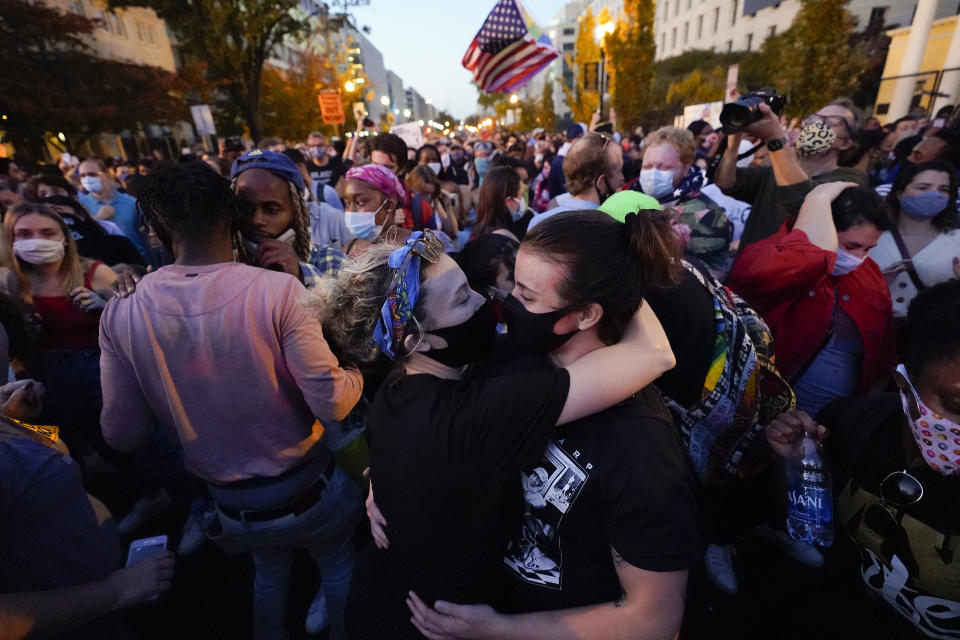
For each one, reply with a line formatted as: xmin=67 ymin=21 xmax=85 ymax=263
xmin=207 ymin=464 xmax=363 ymax=640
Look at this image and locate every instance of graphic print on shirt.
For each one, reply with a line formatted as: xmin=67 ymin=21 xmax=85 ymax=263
xmin=504 ymin=440 xmax=589 ymax=589
xmin=860 ymin=547 xmax=960 ymax=639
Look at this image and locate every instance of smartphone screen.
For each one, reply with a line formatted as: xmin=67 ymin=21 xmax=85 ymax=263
xmin=126 ymin=535 xmax=168 ymax=567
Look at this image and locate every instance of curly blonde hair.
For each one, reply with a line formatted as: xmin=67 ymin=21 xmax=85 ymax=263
xmin=305 ymin=242 xmax=429 ymax=366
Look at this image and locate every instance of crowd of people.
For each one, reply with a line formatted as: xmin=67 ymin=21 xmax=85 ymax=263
xmin=1 ymin=95 xmax=959 ymax=640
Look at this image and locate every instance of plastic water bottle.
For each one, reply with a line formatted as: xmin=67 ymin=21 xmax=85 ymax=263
xmin=785 ymin=432 xmax=834 ymax=547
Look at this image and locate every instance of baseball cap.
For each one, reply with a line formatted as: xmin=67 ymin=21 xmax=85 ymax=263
xmin=230 ymin=149 xmax=305 ymax=191
xmin=566 ymin=123 xmax=588 ymax=140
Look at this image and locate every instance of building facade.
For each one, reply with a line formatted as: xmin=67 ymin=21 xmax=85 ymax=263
xmin=653 ymin=0 xmax=958 ymax=62
xmin=55 ymin=0 xmax=177 ymax=71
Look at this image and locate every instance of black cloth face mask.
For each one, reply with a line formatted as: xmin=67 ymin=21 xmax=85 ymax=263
xmin=502 ymin=293 xmax=579 ymax=353
xmin=426 ymin=300 xmax=498 ymax=368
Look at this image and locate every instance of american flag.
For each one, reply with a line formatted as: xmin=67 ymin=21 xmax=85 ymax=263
xmin=462 ymin=0 xmax=559 ymax=94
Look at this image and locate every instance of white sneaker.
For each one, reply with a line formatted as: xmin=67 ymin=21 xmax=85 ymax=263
xmin=177 ymin=510 xmax=208 ymax=556
xmin=703 ymin=544 xmax=738 ymax=594
xmin=757 ymin=524 xmax=825 ymax=567
xmin=305 ymin=587 xmax=329 ymax=634
xmin=116 ymin=489 xmax=173 ymax=536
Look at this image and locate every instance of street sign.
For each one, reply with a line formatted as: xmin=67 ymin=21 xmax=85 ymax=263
xmin=317 ymin=90 xmax=346 ymax=124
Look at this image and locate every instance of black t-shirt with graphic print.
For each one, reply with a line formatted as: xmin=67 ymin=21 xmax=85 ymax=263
xmin=353 ymin=357 xmax=570 ymax=616
xmin=817 ymin=393 xmax=960 ymax=640
xmin=501 ymin=382 xmax=700 ymax=613
xmin=309 ymin=155 xmax=347 ymax=189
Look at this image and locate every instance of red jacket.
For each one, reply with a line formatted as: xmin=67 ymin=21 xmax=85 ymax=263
xmin=728 ymin=222 xmax=895 ymax=393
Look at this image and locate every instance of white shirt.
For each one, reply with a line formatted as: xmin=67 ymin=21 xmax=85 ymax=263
xmin=870 ymin=229 xmax=960 ymax=317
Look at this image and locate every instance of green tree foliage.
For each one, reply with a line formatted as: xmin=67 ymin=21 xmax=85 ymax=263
xmin=608 ymin=0 xmax=656 ymax=131
xmin=744 ymin=0 xmax=867 ymax=118
xmin=665 ymin=66 xmax=726 ymax=107
xmin=538 ymin=81 xmax=557 ymax=132
xmin=0 ymin=0 xmax=183 ymax=161
xmin=561 ymin=7 xmax=599 ymax=123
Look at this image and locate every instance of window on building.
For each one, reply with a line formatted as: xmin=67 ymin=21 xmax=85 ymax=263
xmin=674 ymin=0 xmax=679 ymax=16
xmin=768 ymin=25 xmax=776 ymax=38
xmin=672 ymin=27 xmax=677 ymax=49
xmin=869 ymin=7 xmax=886 ymax=25
xmin=134 ymin=21 xmax=143 ymax=41
xmin=69 ymin=1 xmax=83 ymax=15
xmin=147 ymin=25 xmax=155 ymax=44
xmin=713 ymin=7 xmax=720 ymax=32
xmin=686 ymin=0 xmax=691 ymax=8
xmin=746 ymin=32 xmax=753 ymax=51
xmin=562 ymin=42 xmax=574 ymax=51
xmin=111 ymin=13 xmax=126 ymax=36
xmin=683 ymin=22 xmax=689 ymax=44
xmin=697 ymin=14 xmax=703 ymax=38
xmin=661 ymin=32 xmax=666 ymax=51
xmin=731 ymin=0 xmax=737 ymax=26
xmin=726 ymin=39 xmax=733 ymax=52
xmin=97 ymin=10 xmax=107 ymax=29
xmin=563 ymin=27 xmax=575 ymax=35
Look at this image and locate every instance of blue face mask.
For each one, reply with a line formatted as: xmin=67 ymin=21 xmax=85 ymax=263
xmin=900 ymin=190 xmax=950 ymax=220
xmin=639 ymin=168 xmax=675 ymax=200
xmin=475 ymin=157 xmax=490 ymax=177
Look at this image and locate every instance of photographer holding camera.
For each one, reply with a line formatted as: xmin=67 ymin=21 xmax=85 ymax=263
xmin=716 ymin=95 xmax=868 ymax=251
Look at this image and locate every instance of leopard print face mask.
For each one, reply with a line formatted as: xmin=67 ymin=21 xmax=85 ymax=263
xmin=796 ymin=120 xmax=837 ymax=157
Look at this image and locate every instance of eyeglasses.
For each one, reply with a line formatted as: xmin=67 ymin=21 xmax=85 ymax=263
xmin=863 ymin=469 xmax=924 ymax=540
xmin=803 ymin=114 xmax=852 ymax=138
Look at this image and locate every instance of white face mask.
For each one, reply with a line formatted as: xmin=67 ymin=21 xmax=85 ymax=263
xmin=13 ymin=238 xmax=65 ymax=264
xmin=242 ymin=228 xmax=296 ymax=256
xmin=509 ymin=195 xmax=527 ymax=221
xmin=80 ymin=176 xmax=103 ymax=194
xmin=345 ymin=200 xmax=387 ymax=240
xmin=639 ymin=168 xmax=676 ymax=199
xmin=832 ymin=248 xmax=864 ymax=276
xmin=427 ymin=162 xmax=442 ymax=175
xmin=440 ymin=154 xmax=451 ymax=169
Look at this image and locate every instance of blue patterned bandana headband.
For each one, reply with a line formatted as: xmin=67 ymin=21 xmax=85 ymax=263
xmin=372 ymin=231 xmax=442 ymax=359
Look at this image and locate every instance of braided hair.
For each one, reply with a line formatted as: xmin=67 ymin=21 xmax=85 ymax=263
xmin=230 ymin=176 xmax=312 ymax=265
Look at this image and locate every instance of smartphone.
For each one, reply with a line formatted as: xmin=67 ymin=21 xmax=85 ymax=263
xmin=934 ymin=118 xmax=946 ymax=128
xmin=126 ymin=535 xmax=167 ymax=566
xmin=271 ymin=228 xmax=295 ymax=244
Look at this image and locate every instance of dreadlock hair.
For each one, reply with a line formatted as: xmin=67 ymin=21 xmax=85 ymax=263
xmin=137 ymin=161 xmax=236 ymax=253
xmin=229 ymin=172 xmax=312 ymax=265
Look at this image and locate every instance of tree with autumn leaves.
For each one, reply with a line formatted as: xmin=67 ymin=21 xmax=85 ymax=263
xmin=0 ymin=0 xmax=185 ymax=161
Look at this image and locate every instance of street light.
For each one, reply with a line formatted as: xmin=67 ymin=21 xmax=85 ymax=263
xmin=344 ymin=80 xmax=355 ymax=92
xmin=509 ymin=94 xmax=519 ymax=104
xmin=594 ymin=21 xmax=615 ymax=121
xmin=403 ymin=108 xmax=412 ymax=118
xmin=380 ymin=95 xmax=390 ymax=106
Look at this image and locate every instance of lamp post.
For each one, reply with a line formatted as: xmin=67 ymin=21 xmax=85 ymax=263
xmin=594 ymin=21 xmax=615 ymax=121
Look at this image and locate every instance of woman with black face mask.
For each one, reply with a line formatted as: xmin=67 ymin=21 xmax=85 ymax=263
xmin=369 ymin=211 xmax=702 ymax=640
xmin=308 ymin=229 xmax=676 ymax=639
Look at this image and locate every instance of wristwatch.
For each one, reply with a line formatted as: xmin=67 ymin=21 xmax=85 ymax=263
xmin=766 ymin=137 xmax=788 ymax=152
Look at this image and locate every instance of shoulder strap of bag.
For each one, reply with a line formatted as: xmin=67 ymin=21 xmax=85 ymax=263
xmin=890 ymin=227 xmax=928 ymax=292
